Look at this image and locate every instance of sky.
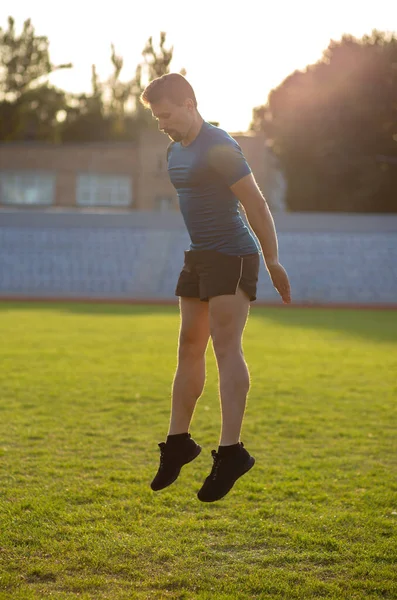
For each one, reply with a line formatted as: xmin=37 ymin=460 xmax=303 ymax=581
xmin=1 ymin=0 xmax=396 ymax=132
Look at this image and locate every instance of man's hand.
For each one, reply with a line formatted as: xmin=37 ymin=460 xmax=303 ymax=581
xmin=267 ymin=262 xmax=291 ymax=304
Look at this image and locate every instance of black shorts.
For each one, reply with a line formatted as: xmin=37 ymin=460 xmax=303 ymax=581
xmin=175 ymin=249 xmax=260 ymax=302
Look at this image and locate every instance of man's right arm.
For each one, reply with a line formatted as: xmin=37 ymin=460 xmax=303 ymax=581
xmin=230 ymin=173 xmax=291 ymax=304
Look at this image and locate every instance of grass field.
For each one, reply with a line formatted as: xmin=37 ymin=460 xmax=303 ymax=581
xmin=0 ymin=302 xmax=396 ymax=600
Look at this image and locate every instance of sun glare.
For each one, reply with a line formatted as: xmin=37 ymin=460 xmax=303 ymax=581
xmin=1 ymin=0 xmax=395 ymax=132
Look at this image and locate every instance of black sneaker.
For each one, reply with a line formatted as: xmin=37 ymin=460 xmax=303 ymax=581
xmin=151 ymin=434 xmax=202 ymax=491
xmin=197 ymin=443 xmax=255 ymax=502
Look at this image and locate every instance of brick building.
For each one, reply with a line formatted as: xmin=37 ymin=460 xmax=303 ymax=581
xmin=0 ymin=129 xmax=285 ymax=212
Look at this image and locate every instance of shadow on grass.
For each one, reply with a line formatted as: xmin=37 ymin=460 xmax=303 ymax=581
xmin=250 ymin=305 xmax=397 ymax=344
xmin=0 ymin=300 xmax=179 ymax=317
xmin=0 ymin=300 xmax=397 ymax=343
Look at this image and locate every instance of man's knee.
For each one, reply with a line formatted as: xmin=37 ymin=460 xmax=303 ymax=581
xmin=213 ymin=333 xmax=250 ymax=392
xmin=178 ymin=329 xmax=207 ymax=361
xmin=211 ymin=328 xmax=242 ymax=361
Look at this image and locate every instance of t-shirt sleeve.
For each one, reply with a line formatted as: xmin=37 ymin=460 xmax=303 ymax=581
xmin=208 ymin=140 xmax=252 ymax=186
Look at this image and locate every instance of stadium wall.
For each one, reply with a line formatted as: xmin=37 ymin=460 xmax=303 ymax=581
xmin=0 ymin=210 xmax=396 ymax=307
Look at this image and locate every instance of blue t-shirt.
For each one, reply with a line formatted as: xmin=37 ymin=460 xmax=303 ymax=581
xmin=167 ymin=121 xmax=259 ymax=256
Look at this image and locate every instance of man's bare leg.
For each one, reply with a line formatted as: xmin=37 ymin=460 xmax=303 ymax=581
xmin=209 ymin=288 xmax=251 ymax=446
xmin=168 ymin=297 xmax=210 ymax=435
xmin=151 ymin=297 xmax=209 ymax=492
xmin=197 ymin=288 xmax=254 ymax=502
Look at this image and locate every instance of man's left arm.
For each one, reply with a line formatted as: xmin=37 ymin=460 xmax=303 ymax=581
xmin=231 ymin=173 xmax=291 ymax=304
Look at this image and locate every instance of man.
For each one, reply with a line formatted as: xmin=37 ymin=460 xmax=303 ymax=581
xmin=140 ymin=73 xmax=291 ymax=502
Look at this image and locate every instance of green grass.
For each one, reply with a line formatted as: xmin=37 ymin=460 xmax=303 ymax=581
xmin=0 ymin=302 xmax=396 ymax=600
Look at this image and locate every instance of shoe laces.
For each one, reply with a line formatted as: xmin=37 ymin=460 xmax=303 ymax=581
xmin=158 ymin=442 xmax=166 ymax=469
xmin=210 ymin=450 xmax=222 ymax=480
xmin=209 ymin=443 xmax=245 ymax=480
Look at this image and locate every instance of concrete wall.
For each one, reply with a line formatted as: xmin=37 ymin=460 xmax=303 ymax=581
xmin=0 ymin=131 xmax=285 ymax=212
xmin=1 ymin=210 xmax=396 ymax=306
xmin=0 ymin=143 xmax=139 ymax=208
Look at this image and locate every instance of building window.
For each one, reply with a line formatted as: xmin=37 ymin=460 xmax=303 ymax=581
xmin=154 ymin=195 xmax=174 ymax=212
xmin=0 ymin=171 xmax=55 ymax=205
xmin=76 ymin=174 xmax=132 ymax=207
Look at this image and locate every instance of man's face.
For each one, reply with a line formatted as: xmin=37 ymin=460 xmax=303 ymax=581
xmin=151 ymin=97 xmax=193 ymax=142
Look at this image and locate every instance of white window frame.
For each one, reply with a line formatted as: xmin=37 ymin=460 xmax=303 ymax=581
xmin=154 ymin=195 xmax=174 ymax=212
xmin=76 ymin=173 xmax=133 ymax=207
xmin=0 ymin=170 xmax=55 ymax=206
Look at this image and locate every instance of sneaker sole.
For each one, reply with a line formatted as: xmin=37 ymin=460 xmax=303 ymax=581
xmin=197 ymin=455 xmax=255 ymax=502
xmin=151 ymin=445 xmax=202 ymax=491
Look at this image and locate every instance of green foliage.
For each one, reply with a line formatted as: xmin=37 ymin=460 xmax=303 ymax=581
xmin=0 ymin=16 xmax=71 ymax=99
xmin=0 ymin=16 xmax=71 ymax=141
xmin=60 ymin=31 xmax=176 ymax=142
xmin=0 ymin=302 xmax=396 ymax=599
xmin=0 ymin=17 xmax=175 ymax=142
xmin=252 ymin=31 xmax=397 ymax=212
xmin=142 ymin=31 xmax=174 ymax=80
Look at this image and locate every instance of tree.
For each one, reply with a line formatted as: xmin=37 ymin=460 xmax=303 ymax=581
xmin=0 ymin=16 xmax=71 ymax=141
xmin=62 ymin=31 xmax=177 ymax=142
xmin=0 ymin=16 xmax=71 ymax=100
xmin=141 ymin=32 xmax=173 ymax=81
xmin=0 ymin=19 xmax=179 ymax=143
xmin=133 ymin=31 xmax=177 ymax=129
xmin=252 ymin=30 xmax=397 ymax=212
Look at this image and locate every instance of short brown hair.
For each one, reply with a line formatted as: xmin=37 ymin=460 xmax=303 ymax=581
xmin=140 ymin=73 xmax=197 ymax=108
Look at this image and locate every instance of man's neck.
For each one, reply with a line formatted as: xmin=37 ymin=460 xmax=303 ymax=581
xmin=181 ymin=114 xmax=204 ymax=147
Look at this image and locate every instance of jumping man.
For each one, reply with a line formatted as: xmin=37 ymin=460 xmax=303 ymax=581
xmin=140 ymin=73 xmax=291 ymax=502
